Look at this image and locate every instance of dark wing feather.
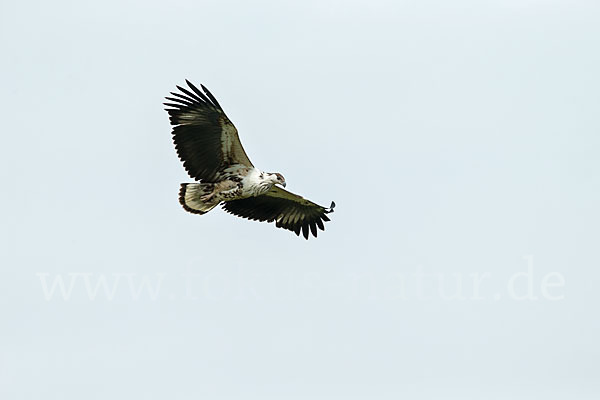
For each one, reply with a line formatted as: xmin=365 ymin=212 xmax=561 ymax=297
xmin=222 ymin=186 xmax=335 ymax=239
xmin=164 ymin=81 xmax=253 ymax=182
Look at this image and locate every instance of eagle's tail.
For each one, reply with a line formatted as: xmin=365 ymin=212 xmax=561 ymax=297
xmin=179 ymin=183 xmax=220 ymax=215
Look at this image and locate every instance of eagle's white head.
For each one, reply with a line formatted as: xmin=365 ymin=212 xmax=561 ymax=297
xmin=267 ymin=172 xmax=286 ymax=188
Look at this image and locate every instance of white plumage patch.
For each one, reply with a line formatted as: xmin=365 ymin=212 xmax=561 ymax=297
xmin=183 ymin=184 xmax=204 ymax=209
xmin=179 ymin=183 xmax=219 ymax=214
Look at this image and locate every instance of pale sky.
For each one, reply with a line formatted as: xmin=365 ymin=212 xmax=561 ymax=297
xmin=1 ymin=0 xmax=600 ymax=398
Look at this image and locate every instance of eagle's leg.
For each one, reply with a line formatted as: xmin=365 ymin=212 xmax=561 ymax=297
xmin=197 ymin=183 xmax=217 ymax=202
xmin=200 ymin=193 xmax=214 ymax=202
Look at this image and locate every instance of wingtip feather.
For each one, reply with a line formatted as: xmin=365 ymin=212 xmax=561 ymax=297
xmin=324 ymin=201 xmax=336 ymax=214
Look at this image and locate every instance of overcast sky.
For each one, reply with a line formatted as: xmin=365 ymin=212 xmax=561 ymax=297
xmin=1 ymin=0 xmax=600 ymax=398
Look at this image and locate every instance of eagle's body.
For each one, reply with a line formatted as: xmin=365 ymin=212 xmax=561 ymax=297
xmin=165 ymin=80 xmax=334 ymax=239
xmin=182 ymin=165 xmax=281 ymax=208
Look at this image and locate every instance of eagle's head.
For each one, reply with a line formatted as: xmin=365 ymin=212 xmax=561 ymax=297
xmin=269 ymin=172 xmax=286 ymax=188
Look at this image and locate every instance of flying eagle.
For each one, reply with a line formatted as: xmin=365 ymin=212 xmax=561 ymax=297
xmin=164 ymin=80 xmax=335 ymax=239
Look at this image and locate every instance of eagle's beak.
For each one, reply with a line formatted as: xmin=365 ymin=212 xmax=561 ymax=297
xmin=282 ymin=181 xmax=287 ymax=188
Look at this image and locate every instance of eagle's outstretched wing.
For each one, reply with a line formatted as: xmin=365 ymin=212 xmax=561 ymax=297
xmin=222 ymin=186 xmax=335 ymax=239
xmin=164 ymin=81 xmax=253 ymax=182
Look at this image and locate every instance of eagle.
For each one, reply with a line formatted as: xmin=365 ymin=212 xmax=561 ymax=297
xmin=164 ymin=80 xmax=335 ymax=239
